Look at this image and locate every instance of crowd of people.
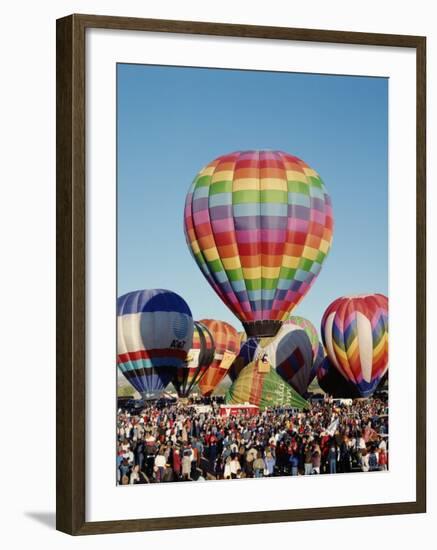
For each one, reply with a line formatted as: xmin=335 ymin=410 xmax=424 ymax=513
xmin=116 ymin=396 xmax=388 ymax=485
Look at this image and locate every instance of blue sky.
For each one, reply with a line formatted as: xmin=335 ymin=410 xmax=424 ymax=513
xmin=117 ymin=64 xmax=388 ymax=336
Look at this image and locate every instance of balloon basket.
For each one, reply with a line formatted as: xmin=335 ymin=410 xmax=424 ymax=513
xmin=243 ymin=320 xmax=282 ymax=338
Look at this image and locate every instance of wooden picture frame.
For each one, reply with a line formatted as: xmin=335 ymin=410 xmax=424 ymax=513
xmin=56 ymin=13 xmax=426 ymax=535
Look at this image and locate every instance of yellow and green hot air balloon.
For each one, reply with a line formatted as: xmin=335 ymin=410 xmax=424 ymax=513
xmin=226 ymin=360 xmax=308 ymax=411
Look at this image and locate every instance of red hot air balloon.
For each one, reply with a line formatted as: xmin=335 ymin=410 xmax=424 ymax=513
xmin=184 ymin=151 xmax=333 ymax=338
xmin=321 ymin=294 xmax=388 ymax=398
xmin=197 ymin=319 xmax=239 ymax=396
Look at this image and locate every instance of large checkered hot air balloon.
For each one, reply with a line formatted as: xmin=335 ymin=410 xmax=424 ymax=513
xmin=172 ymin=321 xmax=215 ymax=398
xmin=117 ymin=289 xmax=194 ymax=396
xmin=184 ymin=150 xmax=333 ymax=338
xmin=197 ymin=319 xmax=239 ymax=396
xmin=321 ymin=294 xmax=388 ymax=398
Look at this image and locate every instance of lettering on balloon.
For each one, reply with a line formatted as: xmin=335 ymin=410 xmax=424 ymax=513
xmin=170 ymin=339 xmax=186 ymax=349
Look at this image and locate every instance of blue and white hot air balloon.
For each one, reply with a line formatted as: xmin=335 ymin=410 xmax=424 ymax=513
xmin=117 ymin=289 xmax=194 ymax=396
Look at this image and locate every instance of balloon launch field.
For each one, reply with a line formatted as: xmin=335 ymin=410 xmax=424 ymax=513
xmin=117 ymin=152 xmax=388 ymax=405
xmin=116 ymin=66 xmax=389 ymax=485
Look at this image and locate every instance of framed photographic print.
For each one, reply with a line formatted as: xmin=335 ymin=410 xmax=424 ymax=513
xmin=56 ymin=14 xmax=426 ymax=535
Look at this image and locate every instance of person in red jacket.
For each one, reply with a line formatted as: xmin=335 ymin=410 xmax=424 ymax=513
xmin=172 ymin=447 xmax=181 ymax=479
xmin=378 ymin=448 xmax=388 ymax=470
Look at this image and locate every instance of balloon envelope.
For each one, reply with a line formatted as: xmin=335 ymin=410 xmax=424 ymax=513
xmin=226 ymin=361 xmax=308 ymax=411
xmin=311 ymin=341 xmax=326 ymax=381
xmin=197 ymin=319 xmax=239 ymax=396
xmin=285 ymin=315 xmax=324 ymax=382
xmin=172 ymin=321 xmax=215 ymax=398
xmin=285 ymin=315 xmax=319 ymax=358
xmin=321 ymin=294 xmax=388 ymax=397
xmin=184 ymin=150 xmax=333 ymax=338
xmin=117 ymin=289 xmax=194 ymax=395
xmin=228 ymin=323 xmax=314 ymax=396
xmin=228 ymin=336 xmax=259 ymax=382
xmin=316 ymin=357 xmax=359 ymax=398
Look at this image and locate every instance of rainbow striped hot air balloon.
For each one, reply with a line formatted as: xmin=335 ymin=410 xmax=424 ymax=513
xmin=184 ymin=150 xmax=333 ymax=338
xmin=197 ymin=319 xmax=239 ymax=396
xmin=321 ymin=294 xmax=388 ymax=398
xmin=172 ymin=321 xmax=215 ymax=398
xmin=117 ymin=289 xmax=194 ymax=396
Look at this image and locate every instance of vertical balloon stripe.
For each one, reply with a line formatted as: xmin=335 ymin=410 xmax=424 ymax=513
xmin=356 ymin=311 xmax=373 ymax=383
xmin=232 ymin=151 xmax=261 ymax=319
xmin=209 ymin=154 xmax=252 ymax=319
xmin=344 ymin=298 xmax=362 ymax=384
xmin=259 ymin=151 xmax=286 ymax=318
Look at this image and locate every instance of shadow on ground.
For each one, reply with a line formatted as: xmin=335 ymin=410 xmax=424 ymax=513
xmin=25 ymin=511 xmax=56 ymax=529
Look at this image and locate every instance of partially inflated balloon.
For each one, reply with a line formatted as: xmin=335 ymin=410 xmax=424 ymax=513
xmin=321 ymin=294 xmax=388 ymax=397
xmin=228 ymin=323 xmax=314 ymax=396
xmin=286 ymin=315 xmax=324 ymax=382
xmin=117 ymin=289 xmax=194 ymax=395
xmin=184 ymin=150 xmax=333 ymax=338
xmin=285 ymin=316 xmax=319 ymax=358
xmin=172 ymin=321 xmax=215 ymax=398
xmin=197 ymin=319 xmax=239 ymax=396
xmin=228 ymin=337 xmax=259 ymax=382
xmin=226 ymin=361 xmax=308 ymax=411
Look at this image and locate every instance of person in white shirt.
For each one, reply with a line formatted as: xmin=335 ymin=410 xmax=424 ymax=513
xmin=130 ymin=465 xmax=140 ymax=484
xmin=361 ymin=450 xmax=370 ymax=472
xmin=124 ymin=449 xmax=134 ymax=465
xmin=230 ymin=456 xmax=241 ymax=479
xmin=154 ymin=451 xmax=166 ymax=481
xmin=223 ymin=456 xmax=232 ymax=479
